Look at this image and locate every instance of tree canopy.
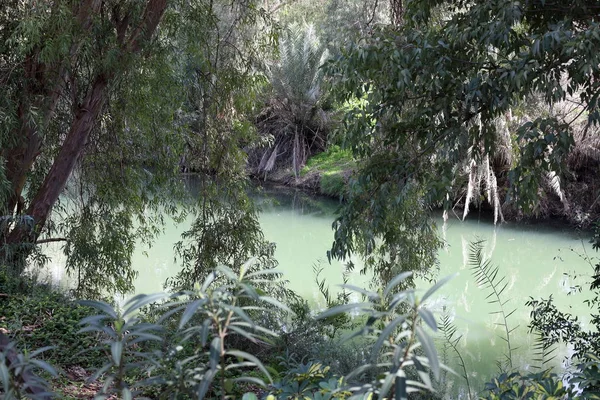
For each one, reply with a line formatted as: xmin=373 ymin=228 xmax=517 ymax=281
xmin=0 ymin=0 xmax=274 ymax=295
xmin=2 ymin=0 xmax=599 ymax=295
xmin=327 ymin=0 xmax=600 ymax=276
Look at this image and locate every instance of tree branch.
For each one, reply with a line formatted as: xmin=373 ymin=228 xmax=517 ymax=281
xmin=36 ymin=238 xmax=67 ymax=245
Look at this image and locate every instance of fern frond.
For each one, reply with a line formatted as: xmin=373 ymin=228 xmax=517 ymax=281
xmin=439 ymin=313 xmax=472 ymax=399
xmin=468 ymin=240 xmax=517 ymax=370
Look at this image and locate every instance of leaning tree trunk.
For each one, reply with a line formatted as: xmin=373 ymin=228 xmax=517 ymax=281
xmin=5 ymin=75 xmax=109 ymax=253
xmin=0 ymin=0 xmax=169 ymax=274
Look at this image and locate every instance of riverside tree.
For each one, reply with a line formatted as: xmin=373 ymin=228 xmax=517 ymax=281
xmin=328 ymin=0 xmax=600 ymax=280
xmin=0 ymin=0 xmax=274 ymax=295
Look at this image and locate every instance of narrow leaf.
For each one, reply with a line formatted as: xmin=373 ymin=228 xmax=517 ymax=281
xmin=415 ymin=326 xmax=440 ymax=380
xmin=178 ymin=299 xmax=207 ymax=329
xmin=316 ymin=302 xmax=370 ymax=320
xmin=384 ymin=272 xmax=413 ymax=297
xmin=111 ymin=341 xmax=123 ymax=367
xmin=421 ymin=274 xmax=455 ymax=303
xmin=418 ymin=308 xmax=437 ymax=332
xmin=226 ymin=350 xmax=272 ymax=383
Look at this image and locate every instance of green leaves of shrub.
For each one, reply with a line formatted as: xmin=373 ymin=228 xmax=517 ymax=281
xmin=316 ymin=271 xmax=452 ymax=399
xmin=0 ymin=339 xmax=56 ymax=400
xmin=78 ymin=263 xmax=287 ymax=399
xmin=2 ymin=266 xmax=450 ymax=400
xmin=78 ymin=293 xmax=168 ymax=397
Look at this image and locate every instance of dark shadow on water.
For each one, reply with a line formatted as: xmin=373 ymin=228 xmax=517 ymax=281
xmin=250 ymin=181 xmax=341 ymax=217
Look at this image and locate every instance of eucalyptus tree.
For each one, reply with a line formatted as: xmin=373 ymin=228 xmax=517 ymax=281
xmin=327 ymin=0 xmax=600 ymax=280
xmin=0 ymin=0 xmax=174 ymax=285
xmin=0 ymin=0 xmax=274 ymax=296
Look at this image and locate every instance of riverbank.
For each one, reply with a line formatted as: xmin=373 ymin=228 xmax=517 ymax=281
xmin=250 ymin=145 xmax=354 ymax=198
xmin=251 ymin=145 xmax=599 ymax=228
xmin=18 ymin=178 xmax=600 ymax=398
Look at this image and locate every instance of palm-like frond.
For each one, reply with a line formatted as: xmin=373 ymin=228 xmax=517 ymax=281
xmin=439 ymin=313 xmax=473 ymax=399
xmin=468 ymin=240 xmax=517 ymax=370
xmin=252 ymin=23 xmax=331 ymax=177
xmin=270 ymin=24 xmax=327 ymax=117
xmin=531 ymin=327 xmax=557 ymax=370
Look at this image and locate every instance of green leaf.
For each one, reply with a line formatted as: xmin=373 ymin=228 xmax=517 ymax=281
xmin=415 ymin=326 xmax=440 ymax=380
xmin=395 ymin=375 xmax=408 ymax=400
xmin=384 ymin=272 xmax=413 ymax=297
xmin=122 ymin=292 xmax=168 ymax=317
xmin=224 ymin=379 xmax=234 ymax=393
xmin=259 ymin=295 xmax=293 ymax=313
xmin=0 ymin=363 xmax=10 ymax=389
xmin=210 ymin=337 xmax=221 ymax=371
xmin=239 ymin=257 xmax=257 ymax=278
xmin=111 ymin=341 xmax=123 ymax=366
xmin=200 ymin=319 xmax=211 ymax=346
xmin=418 ymin=308 xmax=437 ymax=332
xmin=122 ymin=387 xmax=132 ymax=400
xmin=78 ymin=300 xmax=118 ymax=319
xmin=421 ymin=274 xmax=455 ymax=304
xmin=28 ymin=346 xmax=55 ymax=358
xmin=242 ymin=393 xmax=259 ymax=400
xmin=371 ymin=315 xmax=406 ymax=361
xmin=178 ymin=298 xmax=207 ymax=329
xmin=217 ymin=265 xmax=237 ymax=281
xmin=201 ymin=271 xmax=217 ymax=292
xmin=197 ymin=369 xmax=217 ymax=399
xmin=224 ymin=304 xmax=254 ymax=326
xmin=226 ymin=350 xmax=272 ymax=383
xmin=234 ymin=376 xmax=267 ymax=387
xmin=228 ymin=325 xmax=258 ymax=342
xmin=316 ymin=302 xmax=370 ymax=320
xmin=379 ymin=370 xmax=396 ymax=399
xmin=28 ymin=359 xmax=58 ymax=377
xmin=340 ymin=284 xmax=380 ymax=301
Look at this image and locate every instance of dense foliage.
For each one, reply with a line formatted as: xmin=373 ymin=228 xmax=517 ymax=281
xmin=0 ymin=268 xmax=448 ymax=399
xmin=2 ymin=0 xmax=600 ymax=398
xmin=325 ymin=0 xmax=600 ymax=285
xmin=0 ymin=0 xmax=275 ymax=296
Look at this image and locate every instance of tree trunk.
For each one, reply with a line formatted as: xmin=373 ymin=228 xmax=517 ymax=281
xmin=390 ymin=0 xmax=403 ymax=26
xmin=1 ymin=0 xmax=169 ymax=273
xmin=2 ymin=74 xmax=109 ymax=273
xmin=27 ymin=74 xmax=109 ymax=231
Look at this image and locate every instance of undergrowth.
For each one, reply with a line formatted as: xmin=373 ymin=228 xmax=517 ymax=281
xmin=0 ymin=272 xmax=103 ymax=369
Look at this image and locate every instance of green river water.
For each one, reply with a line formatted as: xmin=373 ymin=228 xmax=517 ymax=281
xmin=43 ymin=183 xmax=595 ymax=397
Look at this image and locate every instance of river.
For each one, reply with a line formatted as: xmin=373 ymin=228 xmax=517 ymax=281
xmin=43 ymin=182 xmax=595 ymax=397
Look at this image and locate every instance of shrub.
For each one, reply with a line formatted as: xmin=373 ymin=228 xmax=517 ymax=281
xmin=0 ymin=266 xmax=448 ymax=399
xmin=0 ymin=272 xmax=102 ymax=368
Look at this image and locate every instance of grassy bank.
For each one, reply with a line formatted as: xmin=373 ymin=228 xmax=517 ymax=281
xmin=254 ymin=145 xmax=355 ymax=198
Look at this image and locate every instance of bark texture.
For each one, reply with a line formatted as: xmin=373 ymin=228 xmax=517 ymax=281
xmin=390 ymin=0 xmax=403 ymax=26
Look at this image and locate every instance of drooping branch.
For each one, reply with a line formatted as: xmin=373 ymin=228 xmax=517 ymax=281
xmin=4 ymin=0 xmax=169 ymax=252
xmin=36 ymin=237 xmax=68 ymax=245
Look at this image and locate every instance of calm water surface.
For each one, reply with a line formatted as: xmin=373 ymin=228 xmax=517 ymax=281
xmin=44 ymin=184 xmax=594 ymax=396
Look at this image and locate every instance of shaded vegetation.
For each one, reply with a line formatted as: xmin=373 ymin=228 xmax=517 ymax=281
xmin=2 ymin=0 xmax=600 ymax=398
